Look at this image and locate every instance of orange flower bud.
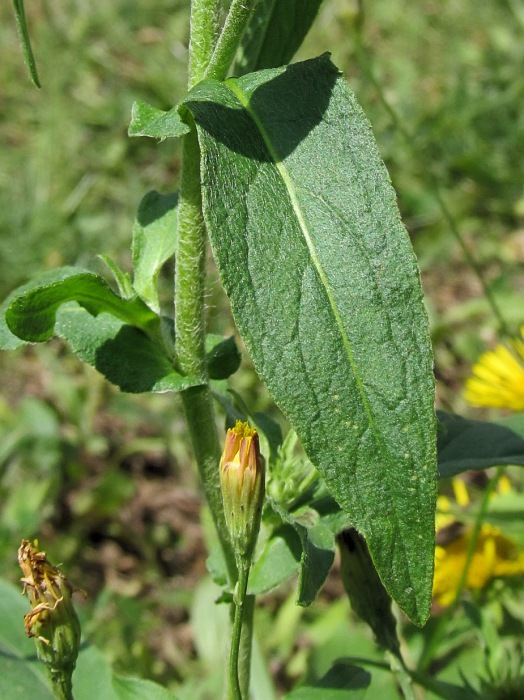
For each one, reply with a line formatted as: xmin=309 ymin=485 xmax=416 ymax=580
xmin=220 ymin=421 xmax=265 ymax=561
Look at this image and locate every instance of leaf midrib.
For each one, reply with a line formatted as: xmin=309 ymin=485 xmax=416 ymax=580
xmin=225 ymin=80 xmax=377 ymax=438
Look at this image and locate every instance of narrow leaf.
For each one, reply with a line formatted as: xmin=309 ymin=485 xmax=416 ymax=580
xmin=99 ymin=255 xmax=134 ymax=299
xmin=5 ymin=268 xmax=160 ymax=342
xmin=132 ymin=190 xmax=178 ymax=311
xmin=233 ymin=0 xmax=325 ymax=75
xmin=12 ymin=0 xmax=41 ymax=87
xmin=437 ymin=410 xmax=524 ymax=478
xmin=185 ymin=54 xmax=437 ymax=623
xmin=128 ymin=100 xmax=190 ymax=140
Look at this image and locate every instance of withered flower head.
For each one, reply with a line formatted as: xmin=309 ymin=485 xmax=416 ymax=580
xmin=18 ymin=539 xmax=81 ymax=686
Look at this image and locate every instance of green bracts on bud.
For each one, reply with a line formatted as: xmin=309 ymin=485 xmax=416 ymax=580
xmin=220 ymin=421 xmax=265 ymax=563
xmin=338 ymin=528 xmax=401 ymax=656
xmin=19 ymin=539 xmax=81 ymax=699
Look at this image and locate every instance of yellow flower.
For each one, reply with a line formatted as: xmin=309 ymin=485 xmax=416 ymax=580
xmin=433 ymin=478 xmax=524 ymax=606
xmin=464 ymin=326 xmax=524 ymax=410
xmin=433 ymin=524 xmax=524 ymax=606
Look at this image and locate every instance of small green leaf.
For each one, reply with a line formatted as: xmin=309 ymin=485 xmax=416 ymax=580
xmin=205 ymin=334 xmax=241 ymax=379
xmin=54 ymin=305 xmax=200 ymax=394
xmin=248 ymin=526 xmax=301 ymax=595
xmin=270 ymin=496 xmax=336 ymax=606
xmin=294 ymin=520 xmax=335 ymax=606
xmin=99 ymin=255 xmax=134 ymax=299
xmin=1 ymin=267 xmax=82 ymax=350
xmin=132 ymin=190 xmax=179 ymax=312
xmin=185 ymin=54 xmax=437 ymax=623
xmin=283 ymin=659 xmax=371 ymax=699
xmin=6 ymin=267 xmax=160 ymax=343
xmin=233 ymin=0 xmax=324 ymax=75
xmin=12 ymin=0 xmax=41 ymax=87
xmin=128 ymin=100 xmax=190 ymax=140
xmin=437 ymin=410 xmax=524 ymax=478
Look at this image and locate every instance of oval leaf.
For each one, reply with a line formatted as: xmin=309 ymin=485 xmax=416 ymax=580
xmin=185 ymin=54 xmax=436 ymax=623
xmin=205 ymin=334 xmax=242 ymax=379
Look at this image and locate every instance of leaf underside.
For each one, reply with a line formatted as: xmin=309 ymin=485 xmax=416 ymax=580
xmin=185 ymin=55 xmax=436 ymax=623
xmin=233 ymin=0 xmax=325 ymax=75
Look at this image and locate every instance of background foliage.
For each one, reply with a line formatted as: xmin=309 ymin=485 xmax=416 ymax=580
xmin=1 ymin=0 xmax=523 ymax=697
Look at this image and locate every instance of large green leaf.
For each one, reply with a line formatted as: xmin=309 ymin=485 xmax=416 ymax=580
xmin=54 ymin=305 xmax=199 ymax=393
xmin=132 ymin=190 xmax=178 ymax=312
xmin=185 ymin=54 xmax=436 ymax=623
xmin=233 ymin=0 xmax=325 ymax=75
xmin=437 ymin=411 xmax=524 ymax=478
xmin=5 ymin=268 xmax=160 ymax=342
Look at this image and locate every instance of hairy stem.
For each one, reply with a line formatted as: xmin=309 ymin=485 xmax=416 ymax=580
xmin=175 ymin=2 xmax=238 ymax=583
xmin=48 ymin=673 xmax=74 ymax=700
xmin=205 ymin=0 xmax=258 ymax=81
xmin=188 ymin=0 xmax=221 ymax=88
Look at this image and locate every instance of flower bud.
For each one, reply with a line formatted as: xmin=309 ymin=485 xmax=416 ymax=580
xmin=19 ymin=539 xmax=81 ymax=692
xmin=220 ymin=421 xmax=265 ymax=561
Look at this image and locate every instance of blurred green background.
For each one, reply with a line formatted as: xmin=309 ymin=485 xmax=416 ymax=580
xmin=1 ymin=0 xmax=524 ymax=695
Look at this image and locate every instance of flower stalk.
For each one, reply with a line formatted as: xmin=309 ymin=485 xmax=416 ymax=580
xmin=220 ymin=421 xmax=265 ymax=699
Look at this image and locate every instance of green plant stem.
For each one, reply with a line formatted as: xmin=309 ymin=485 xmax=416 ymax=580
xmin=386 ymin=651 xmax=416 ymax=700
xmin=417 ymin=467 xmax=503 ymax=672
xmin=175 ymin=10 xmax=237 ymax=582
xmin=228 ymin=561 xmax=251 ymax=700
xmin=354 ymin=39 xmax=509 ymax=337
xmin=181 ymin=386 xmax=237 ymax=582
xmin=238 ymin=593 xmax=255 ymax=699
xmin=188 ymin=0 xmax=221 ymax=88
xmin=174 ymin=126 xmax=208 ymax=382
xmin=205 ymin=0 xmax=258 ymax=81
xmin=48 ymin=672 xmax=74 ymax=700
